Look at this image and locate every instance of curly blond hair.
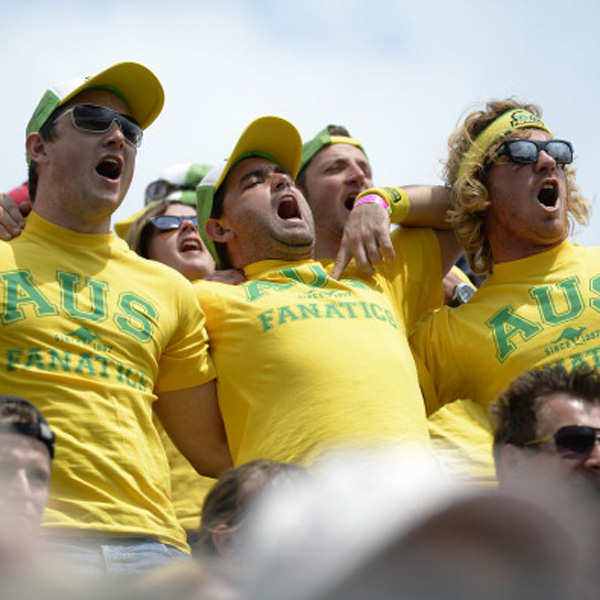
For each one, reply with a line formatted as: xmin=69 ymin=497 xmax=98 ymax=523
xmin=444 ymin=99 xmax=590 ymax=274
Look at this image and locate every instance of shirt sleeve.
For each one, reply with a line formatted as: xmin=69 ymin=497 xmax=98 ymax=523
xmin=155 ymin=279 xmax=215 ymax=393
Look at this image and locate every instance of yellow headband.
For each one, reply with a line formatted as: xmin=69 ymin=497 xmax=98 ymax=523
xmin=456 ymin=109 xmax=552 ymax=182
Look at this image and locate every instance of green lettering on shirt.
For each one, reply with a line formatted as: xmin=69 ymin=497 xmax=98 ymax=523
xmin=48 ymin=349 xmax=70 ymax=372
xmin=530 ymin=276 xmax=583 ymax=325
xmin=75 ymin=353 xmax=97 ymax=376
xmin=6 ymin=349 xmax=23 ymax=371
xmin=298 ymin=303 xmax=322 ymax=319
xmin=278 ymin=305 xmax=299 ymax=324
xmin=281 ymin=265 xmax=329 ymax=288
xmin=258 ymin=309 xmax=275 ymax=332
xmin=244 ymin=280 xmax=294 ymax=302
xmin=324 ymin=303 xmax=345 ymax=319
xmin=25 ymin=348 xmax=46 ymax=370
xmin=59 ymin=272 xmax=108 ymax=322
xmin=1 ymin=270 xmax=58 ymax=324
xmin=589 ymin=274 xmax=600 ymax=313
xmin=485 ymin=307 xmax=542 ymax=363
xmin=114 ymin=293 xmax=157 ymax=342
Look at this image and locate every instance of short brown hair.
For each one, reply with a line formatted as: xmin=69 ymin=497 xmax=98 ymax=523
xmin=199 ymin=459 xmax=305 ymax=555
xmin=491 ymin=365 xmax=600 ymax=458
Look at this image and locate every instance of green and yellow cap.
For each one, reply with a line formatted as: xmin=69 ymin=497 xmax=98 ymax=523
xmin=299 ymin=124 xmax=366 ymax=173
xmin=114 ymin=162 xmax=212 ymax=240
xmin=196 ymin=116 xmax=302 ymax=266
xmin=26 ymin=61 xmax=164 ymax=143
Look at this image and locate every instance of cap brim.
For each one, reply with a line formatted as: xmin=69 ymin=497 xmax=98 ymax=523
xmin=215 ymin=116 xmax=302 ymax=191
xmin=59 ymin=62 xmax=164 ymax=130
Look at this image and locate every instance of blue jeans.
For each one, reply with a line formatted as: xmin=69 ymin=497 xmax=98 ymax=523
xmin=41 ymin=536 xmax=189 ymax=576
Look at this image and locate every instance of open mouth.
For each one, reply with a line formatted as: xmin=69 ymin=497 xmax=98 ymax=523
xmin=344 ymin=195 xmax=356 ymax=211
xmin=537 ymin=181 xmax=558 ymax=208
xmin=277 ymin=196 xmax=301 ymax=220
xmin=95 ymin=158 xmax=122 ymax=181
xmin=179 ymin=239 xmax=203 ymax=253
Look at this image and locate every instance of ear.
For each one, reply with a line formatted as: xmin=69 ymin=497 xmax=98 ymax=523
xmin=211 ymin=523 xmax=235 ymax=558
xmin=206 ymin=218 xmax=235 ymax=243
xmin=25 ymin=132 xmax=50 ymax=165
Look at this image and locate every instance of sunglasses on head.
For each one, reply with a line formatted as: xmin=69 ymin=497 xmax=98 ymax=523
xmin=148 ymin=215 xmax=198 ymax=232
xmin=494 ymin=139 xmax=573 ymax=166
xmin=59 ymin=104 xmax=143 ymax=148
xmin=525 ymin=424 xmax=600 ymax=454
xmin=144 ymin=180 xmax=197 ymax=205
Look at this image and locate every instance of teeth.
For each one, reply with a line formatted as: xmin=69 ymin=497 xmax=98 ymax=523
xmin=181 ymin=240 xmax=200 ymax=251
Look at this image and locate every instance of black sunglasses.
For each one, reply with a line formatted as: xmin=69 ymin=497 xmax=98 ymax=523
xmin=59 ymin=104 xmax=143 ymax=148
xmin=495 ymin=139 xmax=573 ymax=166
xmin=525 ymin=425 xmax=600 ymax=454
xmin=144 ymin=180 xmax=197 ymax=205
xmin=148 ymin=215 xmax=198 ymax=231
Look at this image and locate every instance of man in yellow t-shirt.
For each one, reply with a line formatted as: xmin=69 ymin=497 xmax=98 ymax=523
xmin=194 ymin=116 xmax=458 ymax=465
xmin=410 ymin=99 xmax=593 ymax=484
xmin=0 ymin=63 xmax=230 ymax=573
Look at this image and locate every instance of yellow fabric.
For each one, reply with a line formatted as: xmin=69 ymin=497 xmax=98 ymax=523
xmin=196 ymin=228 xmax=443 ymax=465
xmin=328 ymin=135 xmax=362 ymax=148
xmin=0 ymin=212 xmax=215 ymax=552
xmin=412 ymin=240 xmax=600 ymax=483
xmin=156 ymin=420 xmax=215 ymax=532
xmin=457 ymin=109 xmax=551 ymax=182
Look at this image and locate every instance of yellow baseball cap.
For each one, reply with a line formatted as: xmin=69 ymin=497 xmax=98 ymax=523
xmin=26 ymin=61 xmax=164 ymax=137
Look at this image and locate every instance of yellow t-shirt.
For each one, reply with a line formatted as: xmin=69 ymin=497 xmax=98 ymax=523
xmin=0 ymin=212 xmax=215 ymax=552
xmin=411 ymin=240 xmax=600 ymax=483
xmin=156 ymin=421 xmax=214 ymax=532
xmin=196 ymin=228 xmax=443 ymax=465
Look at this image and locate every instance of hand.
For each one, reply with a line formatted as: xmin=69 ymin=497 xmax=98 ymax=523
xmin=0 ymin=193 xmax=30 ymax=241
xmin=205 ymin=269 xmax=247 ymax=285
xmin=331 ymin=201 xmax=394 ymax=279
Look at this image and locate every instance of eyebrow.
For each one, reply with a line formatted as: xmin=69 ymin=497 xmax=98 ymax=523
xmin=239 ymin=165 xmax=288 ymax=185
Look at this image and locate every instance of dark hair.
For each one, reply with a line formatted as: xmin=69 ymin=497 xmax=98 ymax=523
xmin=296 ymin=124 xmax=352 ymax=193
xmin=0 ymin=395 xmax=55 ymax=459
xmin=125 ymin=199 xmax=171 ymax=258
xmin=491 ymin=365 xmax=600 ymax=460
xmin=199 ymin=459 xmax=305 ymax=555
xmin=209 ymin=177 xmax=232 ymax=268
xmin=27 ymin=104 xmax=70 ymax=203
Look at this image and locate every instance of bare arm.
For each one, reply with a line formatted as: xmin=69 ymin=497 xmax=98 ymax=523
xmin=154 ymin=379 xmax=232 ymax=478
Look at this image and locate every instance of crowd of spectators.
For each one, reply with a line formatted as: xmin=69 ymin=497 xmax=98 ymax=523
xmin=0 ymin=60 xmax=598 ymax=598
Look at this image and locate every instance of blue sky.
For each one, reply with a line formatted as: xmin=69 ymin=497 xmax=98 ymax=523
xmin=2 ymin=1 xmax=599 ymax=244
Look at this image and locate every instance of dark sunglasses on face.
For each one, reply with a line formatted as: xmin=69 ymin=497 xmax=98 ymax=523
xmin=525 ymin=424 xmax=600 ymax=455
xmin=148 ymin=215 xmax=198 ymax=231
xmin=144 ymin=180 xmax=197 ymax=205
xmin=59 ymin=104 xmax=143 ymax=148
xmin=494 ymin=139 xmax=573 ymax=166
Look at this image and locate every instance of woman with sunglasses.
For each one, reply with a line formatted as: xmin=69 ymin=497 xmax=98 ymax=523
xmin=406 ymin=99 xmax=597 ymax=486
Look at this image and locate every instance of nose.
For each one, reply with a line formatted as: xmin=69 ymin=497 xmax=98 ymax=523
xmin=179 ymin=217 xmax=199 ymax=232
xmin=535 ymin=148 xmax=557 ymax=172
xmin=582 ymin=438 xmax=600 ymax=471
xmin=345 ymin=161 xmax=368 ymax=188
xmin=10 ymin=468 xmax=33 ymax=499
xmin=271 ymin=170 xmax=293 ymax=191
xmin=103 ymin=119 xmax=126 ymax=148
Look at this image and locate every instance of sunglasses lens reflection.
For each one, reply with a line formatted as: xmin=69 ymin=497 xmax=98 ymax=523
xmin=555 ymin=426 xmax=597 ymax=454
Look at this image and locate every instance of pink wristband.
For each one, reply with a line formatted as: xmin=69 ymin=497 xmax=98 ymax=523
xmin=353 ymin=194 xmax=390 ymax=213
